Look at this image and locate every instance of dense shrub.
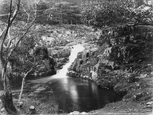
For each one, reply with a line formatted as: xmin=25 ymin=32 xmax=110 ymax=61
xmin=81 ymin=0 xmax=153 ymax=28
xmin=45 ymin=2 xmax=82 ymax=24
xmin=98 ymin=24 xmax=153 ymax=70
xmin=35 ymin=1 xmax=49 ymax=24
xmin=81 ymin=1 xmax=131 ymax=27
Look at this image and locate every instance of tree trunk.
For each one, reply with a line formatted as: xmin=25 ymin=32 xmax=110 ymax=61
xmin=18 ymin=68 xmax=33 ymax=103
xmin=1 ymin=91 xmax=17 ymax=115
xmin=0 ymin=66 xmax=17 ymax=114
xmin=18 ymin=75 xmax=26 ymax=103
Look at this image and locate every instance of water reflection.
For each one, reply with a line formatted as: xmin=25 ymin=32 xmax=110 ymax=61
xmin=33 ymin=77 xmax=123 ymax=113
xmin=59 ymin=77 xmax=78 ymax=104
xmin=70 ymin=85 xmax=78 ymax=103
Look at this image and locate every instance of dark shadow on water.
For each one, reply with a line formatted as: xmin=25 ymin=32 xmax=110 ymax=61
xmin=0 ymin=76 xmax=124 ymax=113
xmin=25 ymin=77 xmax=123 ymax=113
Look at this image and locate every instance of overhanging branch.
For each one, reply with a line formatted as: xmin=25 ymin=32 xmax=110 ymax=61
xmin=7 ymin=4 xmax=37 ymax=59
xmin=0 ymin=0 xmax=21 ymax=66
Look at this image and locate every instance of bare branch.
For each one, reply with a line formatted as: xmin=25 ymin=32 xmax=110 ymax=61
xmin=7 ymin=0 xmax=13 ymax=24
xmin=10 ymin=0 xmax=21 ymax=24
xmin=18 ymin=55 xmax=38 ymax=103
xmin=8 ymin=7 xmax=37 ymax=59
xmin=8 ymin=20 xmax=35 ymax=58
xmin=6 ymin=27 xmax=12 ymax=48
xmin=6 ymin=36 xmax=16 ymax=49
xmin=21 ymin=3 xmax=30 ymax=23
xmin=18 ymin=67 xmax=33 ymax=103
xmin=0 ymin=0 xmax=21 ymax=65
xmin=0 ymin=14 xmax=10 ymax=17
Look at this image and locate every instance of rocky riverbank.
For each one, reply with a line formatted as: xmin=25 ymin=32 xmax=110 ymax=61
xmin=67 ymin=25 xmax=153 ymax=115
xmin=67 ymin=45 xmax=153 ymax=115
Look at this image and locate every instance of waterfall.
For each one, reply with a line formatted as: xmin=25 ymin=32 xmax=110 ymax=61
xmin=32 ymin=44 xmax=84 ymax=83
xmin=52 ymin=44 xmax=84 ymax=79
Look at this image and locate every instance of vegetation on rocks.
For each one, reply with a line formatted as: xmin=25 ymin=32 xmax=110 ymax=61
xmin=68 ymin=0 xmax=153 ymax=114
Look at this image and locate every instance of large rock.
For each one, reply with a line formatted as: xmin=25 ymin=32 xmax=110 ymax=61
xmin=56 ymin=57 xmax=69 ymax=69
xmin=68 ymin=49 xmax=99 ymax=81
xmin=67 ymin=44 xmax=121 ymax=89
xmin=49 ymin=47 xmax=71 ymax=58
xmin=48 ymin=47 xmax=71 ymax=70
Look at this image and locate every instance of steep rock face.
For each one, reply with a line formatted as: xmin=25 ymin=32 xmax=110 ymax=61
xmin=25 ymin=47 xmax=57 ymax=79
xmin=49 ymin=47 xmax=71 ymax=58
xmin=68 ymin=43 xmax=115 ymax=82
xmin=48 ymin=47 xmax=71 ymax=69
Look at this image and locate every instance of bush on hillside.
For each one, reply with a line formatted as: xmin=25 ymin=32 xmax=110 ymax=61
xmin=45 ymin=2 xmax=82 ymax=24
xmin=82 ymin=0 xmax=153 ymax=28
xmin=98 ymin=24 xmax=153 ymax=71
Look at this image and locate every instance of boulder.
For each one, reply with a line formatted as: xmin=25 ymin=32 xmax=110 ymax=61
xmin=52 ymin=48 xmax=71 ymax=58
xmin=56 ymin=58 xmax=69 ymax=69
xmin=67 ymin=71 xmax=80 ymax=78
xmin=29 ymin=105 xmax=36 ymax=114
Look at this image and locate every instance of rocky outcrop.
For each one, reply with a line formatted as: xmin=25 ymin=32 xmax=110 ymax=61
xmin=68 ymin=42 xmax=153 ymax=102
xmin=49 ymin=47 xmax=71 ymax=58
xmin=48 ymin=47 xmax=71 ymax=69
xmin=68 ymin=43 xmax=116 ymax=82
xmin=27 ymin=45 xmax=71 ymax=78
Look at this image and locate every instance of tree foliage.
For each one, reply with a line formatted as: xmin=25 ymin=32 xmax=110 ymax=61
xmin=81 ymin=0 xmax=153 ymax=28
xmin=45 ymin=2 xmax=82 ymax=24
xmin=0 ymin=0 xmax=37 ymax=22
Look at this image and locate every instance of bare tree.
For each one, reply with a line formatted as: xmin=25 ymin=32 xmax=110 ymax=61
xmin=0 ymin=0 xmax=36 ymax=114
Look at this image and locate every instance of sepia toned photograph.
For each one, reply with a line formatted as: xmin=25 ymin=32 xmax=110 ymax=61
xmin=0 ymin=0 xmax=153 ymax=114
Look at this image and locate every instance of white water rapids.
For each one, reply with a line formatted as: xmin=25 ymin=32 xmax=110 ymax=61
xmin=32 ymin=44 xmax=84 ymax=83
